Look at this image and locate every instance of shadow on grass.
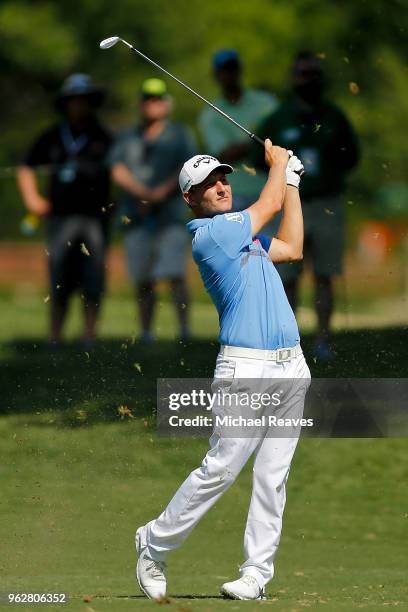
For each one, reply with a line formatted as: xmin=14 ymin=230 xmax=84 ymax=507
xmin=0 ymin=327 xmax=407 ymax=427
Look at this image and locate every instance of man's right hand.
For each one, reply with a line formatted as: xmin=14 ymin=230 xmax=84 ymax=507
xmin=264 ymin=138 xmax=289 ymax=169
xmin=247 ymin=139 xmax=288 ymax=236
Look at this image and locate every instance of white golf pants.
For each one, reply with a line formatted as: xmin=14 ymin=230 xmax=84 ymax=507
xmin=140 ymin=347 xmax=311 ymax=587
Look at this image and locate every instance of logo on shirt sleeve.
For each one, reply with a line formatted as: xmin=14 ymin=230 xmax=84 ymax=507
xmin=225 ymin=212 xmax=244 ymax=224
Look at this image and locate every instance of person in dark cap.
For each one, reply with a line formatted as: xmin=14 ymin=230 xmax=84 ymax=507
xmin=17 ymin=73 xmax=112 ymax=347
xmin=110 ymin=78 xmax=197 ymax=343
xmin=199 ymin=49 xmax=278 ymax=213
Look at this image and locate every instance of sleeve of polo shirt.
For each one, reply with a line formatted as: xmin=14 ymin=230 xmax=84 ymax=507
xmin=210 ymin=211 xmax=252 ymax=258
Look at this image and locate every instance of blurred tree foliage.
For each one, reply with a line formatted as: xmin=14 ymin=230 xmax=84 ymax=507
xmin=0 ymin=0 xmax=407 ymax=237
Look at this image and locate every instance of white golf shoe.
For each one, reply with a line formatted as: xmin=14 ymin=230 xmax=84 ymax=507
xmin=221 ymin=575 xmax=266 ymax=600
xmin=135 ymin=527 xmax=166 ymax=599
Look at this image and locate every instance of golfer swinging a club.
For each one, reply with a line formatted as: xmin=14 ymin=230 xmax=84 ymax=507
xmin=136 ymin=139 xmax=311 ymax=600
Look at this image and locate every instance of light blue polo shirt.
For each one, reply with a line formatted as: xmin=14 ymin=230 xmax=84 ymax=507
xmin=187 ymin=210 xmax=300 ymax=350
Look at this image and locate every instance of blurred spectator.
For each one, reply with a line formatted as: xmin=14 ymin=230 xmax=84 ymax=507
xmin=17 ymin=74 xmax=112 ymax=347
xmin=252 ymin=51 xmax=359 ymax=360
xmin=110 ymin=79 xmax=197 ymax=343
xmin=199 ymin=49 xmax=278 ymax=212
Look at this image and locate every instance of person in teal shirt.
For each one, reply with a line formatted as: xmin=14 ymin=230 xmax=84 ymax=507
xmin=252 ymin=51 xmax=359 ymax=361
xmin=110 ymin=79 xmax=197 ymax=343
xmin=199 ymin=49 xmax=278 ymax=212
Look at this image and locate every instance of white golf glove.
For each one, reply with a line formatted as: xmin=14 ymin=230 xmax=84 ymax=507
xmin=286 ymin=150 xmax=305 ymax=188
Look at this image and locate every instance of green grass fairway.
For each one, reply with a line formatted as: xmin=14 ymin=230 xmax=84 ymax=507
xmin=1 ymin=295 xmax=407 ymax=611
xmin=1 ymin=422 xmax=407 ymax=611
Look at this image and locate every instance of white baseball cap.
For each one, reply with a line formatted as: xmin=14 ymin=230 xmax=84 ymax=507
xmin=179 ymin=155 xmax=233 ymax=193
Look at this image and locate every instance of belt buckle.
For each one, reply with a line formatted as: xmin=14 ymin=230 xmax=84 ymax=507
xmin=276 ymin=348 xmax=291 ymax=363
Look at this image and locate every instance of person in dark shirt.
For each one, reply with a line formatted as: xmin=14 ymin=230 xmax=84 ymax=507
xmin=17 ymin=74 xmax=112 ymax=346
xmin=252 ymin=51 xmax=359 ymax=360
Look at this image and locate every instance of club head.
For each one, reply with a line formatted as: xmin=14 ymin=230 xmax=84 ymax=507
xmin=100 ymin=36 xmax=120 ymax=49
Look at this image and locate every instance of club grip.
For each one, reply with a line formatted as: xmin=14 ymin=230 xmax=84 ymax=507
xmin=251 ymin=134 xmax=265 ymax=147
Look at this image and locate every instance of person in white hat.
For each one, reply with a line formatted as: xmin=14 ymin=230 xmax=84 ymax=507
xmin=135 ymin=141 xmax=311 ymax=600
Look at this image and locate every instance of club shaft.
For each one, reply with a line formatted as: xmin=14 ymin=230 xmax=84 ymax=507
xmin=122 ymin=40 xmax=264 ymax=147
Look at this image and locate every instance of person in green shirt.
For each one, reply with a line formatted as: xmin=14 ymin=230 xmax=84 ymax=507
xmin=252 ymin=51 xmax=359 ymax=361
xmin=199 ymin=49 xmax=278 ymax=212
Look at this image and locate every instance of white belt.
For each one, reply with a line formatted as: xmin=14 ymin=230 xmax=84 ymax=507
xmin=220 ymin=344 xmax=302 ymax=363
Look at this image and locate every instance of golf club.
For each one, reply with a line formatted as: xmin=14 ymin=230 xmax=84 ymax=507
xmin=100 ymin=36 xmax=265 ymax=147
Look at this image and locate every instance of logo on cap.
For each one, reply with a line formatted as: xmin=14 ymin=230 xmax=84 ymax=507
xmin=193 ymin=156 xmax=218 ymax=168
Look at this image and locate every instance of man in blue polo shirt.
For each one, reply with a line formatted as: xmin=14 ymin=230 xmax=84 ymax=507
xmin=135 ymin=141 xmax=311 ymax=600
